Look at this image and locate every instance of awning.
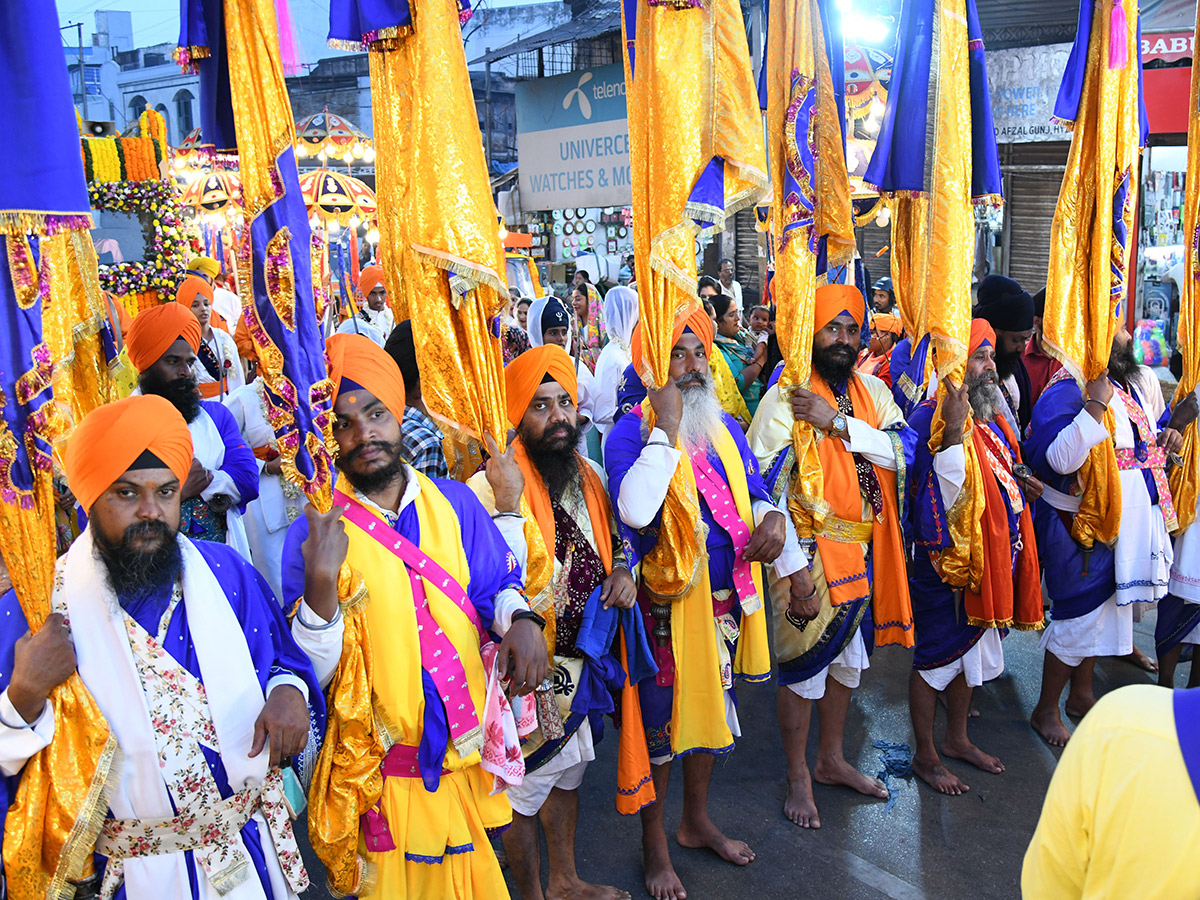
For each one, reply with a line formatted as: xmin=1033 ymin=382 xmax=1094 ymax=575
xmin=469 ymin=6 xmax=621 ymax=66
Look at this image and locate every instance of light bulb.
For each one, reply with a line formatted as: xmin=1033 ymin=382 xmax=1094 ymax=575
xmin=309 ymin=214 xmax=321 ymax=228
xmin=172 ymin=157 xmax=186 ymax=170
xmin=317 ymin=149 xmax=327 ymax=162
xmin=295 ymin=144 xmax=307 ymax=158
xmin=876 ymin=207 xmax=891 ymax=227
xmin=352 ymin=144 xmax=364 ymax=159
xmin=363 ymin=147 xmax=376 ymax=163
xmin=327 ymin=220 xmax=340 ymax=234
xmin=499 ymin=227 xmax=508 ymax=240
xmin=366 ymin=228 xmax=380 ymax=243
xmin=349 ymin=214 xmax=361 ymax=228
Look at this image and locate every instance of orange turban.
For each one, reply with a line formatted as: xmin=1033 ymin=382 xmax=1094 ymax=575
xmin=126 ymin=302 xmax=202 ymax=372
xmin=505 ymin=345 xmax=578 ymax=427
xmin=358 ymin=265 xmax=385 ymax=297
xmin=65 ymin=395 xmax=193 ymax=513
xmin=814 ymin=284 xmax=866 ymax=333
xmin=629 ymin=304 xmax=714 ymax=374
xmin=326 ymin=333 xmax=407 ymax=422
xmin=970 ymin=318 xmax=996 ymax=356
xmin=872 ymin=313 xmax=903 ymax=337
xmin=176 ymin=275 xmax=214 ymax=309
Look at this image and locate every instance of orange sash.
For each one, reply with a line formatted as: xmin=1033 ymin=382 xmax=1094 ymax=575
xmin=964 ymin=418 xmax=1045 ymax=630
xmin=510 ymin=438 xmax=655 ymax=814
xmin=809 ymin=374 xmax=913 ymax=648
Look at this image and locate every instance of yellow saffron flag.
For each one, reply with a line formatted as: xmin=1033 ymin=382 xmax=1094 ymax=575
xmin=764 ymin=0 xmax=855 ymax=539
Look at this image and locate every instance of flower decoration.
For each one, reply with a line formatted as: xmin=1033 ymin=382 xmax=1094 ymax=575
xmin=88 ymin=180 xmax=191 ymax=297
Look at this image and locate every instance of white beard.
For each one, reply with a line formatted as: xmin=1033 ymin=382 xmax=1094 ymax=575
xmin=677 ymin=373 xmax=725 ymax=452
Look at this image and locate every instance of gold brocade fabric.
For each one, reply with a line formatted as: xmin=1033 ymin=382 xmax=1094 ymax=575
xmin=1170 ymin=2 xmax=1200 ymax=534
xmin=1041 ymin=0 xmax=1139 ymax=547
xmin=764 ymin=0 xmax=854 ymax=539
xmin=1043 ymin=0 xmax=1141 ymax=383
xmin=621 ymin=0 xmax=765 ymax=595
xmin=1 ymin=229 xmax=118 ymax=900
xmin=927 ymin=408 xmax=988 ymax=592
xmin=367 ymin=0 xmax=509 ymax=468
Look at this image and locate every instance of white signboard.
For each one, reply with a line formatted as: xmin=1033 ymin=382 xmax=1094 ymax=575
xmin=515 ymin=64 xmax=631 ymax=210
xmin=986 ymin=43 xmax=1073 ymax=143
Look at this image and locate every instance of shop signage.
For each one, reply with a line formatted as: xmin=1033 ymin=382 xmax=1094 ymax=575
xmin=986 ymin=43 xmax=1073 ymax=143
xmin=514 ymin=63 xmax=631 ymax=211
xmin=1142 ymin=30 xmax=1194 ymax=63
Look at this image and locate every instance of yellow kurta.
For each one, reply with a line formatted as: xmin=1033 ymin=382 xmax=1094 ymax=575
xmin=1022 ymin=684 xmax=1200 ymax=899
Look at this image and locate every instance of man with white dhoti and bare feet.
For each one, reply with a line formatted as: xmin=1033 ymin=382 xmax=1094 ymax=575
xmin=748 ymin=284 xmax=916 ymax=828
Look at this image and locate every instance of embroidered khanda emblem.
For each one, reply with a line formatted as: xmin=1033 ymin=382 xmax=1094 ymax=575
xmin=552 ymin=663 xmax=576 ymax=697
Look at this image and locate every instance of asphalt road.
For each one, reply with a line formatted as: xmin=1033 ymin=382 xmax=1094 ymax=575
xmin=296 ymin=608 xmax=1174 ymax=900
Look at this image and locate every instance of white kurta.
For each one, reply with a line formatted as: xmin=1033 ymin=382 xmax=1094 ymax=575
xmin=191 ymin=327 xmax=246 ymax=398
xmin=224 ymin=381 xmax=304 ymax=602
xmin=191 ymin=405 xmax=253 ymax=561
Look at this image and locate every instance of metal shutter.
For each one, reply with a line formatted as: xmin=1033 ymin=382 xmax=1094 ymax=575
xmin=734 ymin=208 xmax=763 ymax=305
xmin=1003 ymin=141 xmax=1070 ymax=293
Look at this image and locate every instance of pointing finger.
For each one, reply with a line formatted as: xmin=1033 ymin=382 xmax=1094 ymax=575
xmin=484 ymin=433 xmax=501 ymax=459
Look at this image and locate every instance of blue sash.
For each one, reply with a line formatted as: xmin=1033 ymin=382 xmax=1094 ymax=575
xmin=1175 ymin=688 xmax=1200 ymax=805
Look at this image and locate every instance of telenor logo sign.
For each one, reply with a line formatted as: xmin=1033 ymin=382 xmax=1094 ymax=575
xmin=563 ymin=72 xmax=595 ymax=120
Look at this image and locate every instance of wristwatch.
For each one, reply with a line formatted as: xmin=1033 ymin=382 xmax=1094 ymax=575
xmin=512 ymin=609 xmax=547 ymax=631
xmin=829 ymin=413 xmax=848 ymax=436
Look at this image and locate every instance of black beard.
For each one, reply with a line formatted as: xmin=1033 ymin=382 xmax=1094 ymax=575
xmin=994 ymin=348 xmax=1021 ymax=379
xmin=812 ymin=343 xmax=856 ymax=386
xmin=337 ymin=439 xmax=407 ymax=496
xmin=522 ymin=422 xmax=582 ymax=496
xmin=140 ymin=369 xmax=201 ymax=423
xmin=93 ymin=519 xmax=182 ymax=610
xmin=1108 ymin=342 xmax=1139 ymax=386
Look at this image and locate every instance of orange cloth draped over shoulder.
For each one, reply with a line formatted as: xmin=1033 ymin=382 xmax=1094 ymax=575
xmin=503 ymin=344 xmax=655 ymax=812
xmin=234 ymin=316 xmax=257 ymax=364
xmin=125 ymin=302 xmax=202 ymax=372
xmin=64 ymin=394 xmax=193 ymax=513
xmin=326 ymin=332 xmax=407 ymax=420
xmin=505 ymin=345 xmax=578 ymax=428
xmin=630 ymin=304 xmax=713 ymax=375
xmin=810 ymin=288 xmax=912 ymax=645
xmin=966 ymin=413 xmax=1044 ymax=630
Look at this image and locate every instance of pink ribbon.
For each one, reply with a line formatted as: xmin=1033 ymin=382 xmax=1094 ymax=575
xmin=689 ymin=447 xmax=760 ymax=615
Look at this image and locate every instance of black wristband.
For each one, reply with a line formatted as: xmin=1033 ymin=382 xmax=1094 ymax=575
xmin=512 ymin=609 xmax=546 ymax=630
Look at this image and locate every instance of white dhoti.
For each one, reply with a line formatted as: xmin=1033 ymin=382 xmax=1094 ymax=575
xmin=918 ymin=629 xmax=1005 ymax=691
xmin=786 ymin=630 xmax=870 ymax=700
xmin=1039 ymin=596 xmax=1134 ymax=668
xmin=505 ymin=726 xmax=596 ymax=817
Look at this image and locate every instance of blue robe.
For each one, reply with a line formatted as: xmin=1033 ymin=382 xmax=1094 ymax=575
xmin=907 ymin=401 xmax=1018 ymax=669
xmin=1024 ymin=378 xmax=1162 ymax=621
xmin=199 ymin=399 xmax=261 ymax=517
xmin=603 ymin=410 xmax=772 ymax=755
xmin=0 ymin=541 xmax=324 ymax=900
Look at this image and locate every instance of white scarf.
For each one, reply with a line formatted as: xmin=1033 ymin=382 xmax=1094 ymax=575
xmin=55 ymin=531 xmax=275 ymax=900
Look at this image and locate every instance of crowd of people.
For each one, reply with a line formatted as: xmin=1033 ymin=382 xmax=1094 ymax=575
xmin=8 ymin=252 xmax=1198 ymax=900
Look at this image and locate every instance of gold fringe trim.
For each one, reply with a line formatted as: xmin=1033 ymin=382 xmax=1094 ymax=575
xmin=965 ymin=615 xmax=1047 ymax=632
xmin=1010 ymin=619 xmax=1047 ymax=632
xmin=411 ymin=244 xmax=506 ymax=297
xmin=0 ymin=211 xmax=94 ymax=237
xmin=329 ymin=857 xmax=377 ymax=898
xmin=327 ymin=38 xmax=367 ymax=51
xmin=48 ymin=736 xmax=123 ymax=900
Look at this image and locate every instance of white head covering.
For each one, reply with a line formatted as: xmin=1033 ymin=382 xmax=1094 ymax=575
xmin=527 ymin=296 xmax=574 ymax=354
xmin=602 ymin=285 xmax=639 ymax=351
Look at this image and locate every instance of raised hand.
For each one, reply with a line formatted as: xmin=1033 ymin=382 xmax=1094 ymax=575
xmin=648 ymin=380 xmax=683 ymax=445
xmin=940 ymin=379 xmax=971 ymax=448
xmin=484 ymin=433 xmax=525 ymax=514
xmin=301 ymin=503 xmax=348 ymax=621
xmin=9 ymin=613 xmax=77 ymax=724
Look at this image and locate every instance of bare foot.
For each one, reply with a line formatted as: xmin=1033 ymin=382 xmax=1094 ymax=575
xmin=941 ymin=738 xmax=1005 ymax=774
xmin=676 ymin=816 xmax=754 ymax=866
xmin=912 ymin=754 xmax=970 ymax=795
xmin=642 ymin=838 xmax=686 ymax=900
xmin=1121 ymin=646 xmax=1158 ymax=673
xmin=546 ymin=878 xmax=632 ymax=900
xmin=1031 ymin=707 xmax=1071 ymax=747
xmin=783 ymin=774 xmax=821 ymax=829
xmin=812 ymin=755 xmax=889 ymax=799
xmin=1064 ymin=693 xmax=1097 ymax=720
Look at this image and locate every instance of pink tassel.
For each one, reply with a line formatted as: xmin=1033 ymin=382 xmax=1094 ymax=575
xmin=1109 ymin=0 xmax=1129 ymax=70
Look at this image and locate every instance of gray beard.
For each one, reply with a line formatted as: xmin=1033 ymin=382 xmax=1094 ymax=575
xmin=677 ymin=374 xmax=725 ymax=452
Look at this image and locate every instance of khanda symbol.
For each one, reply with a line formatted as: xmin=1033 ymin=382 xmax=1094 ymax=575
xmin=563 ymin=72 xmax=594 ymax=119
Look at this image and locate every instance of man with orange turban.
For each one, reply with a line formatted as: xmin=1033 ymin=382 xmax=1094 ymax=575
xmin=607 ymin=304 xmax=801 ymax=899
xmin=906 ymin=318 xmax=1045 ymax=796
xmin=856 ymin=312 xmax=904 ymax=388
xmin=467 ymin=344 xmax=649 ymax=900
xmin=126 ymin=303 xmax=259 ymax=561
xmin=177 ymin=274 xmax=245 ymax=399
xmin=748 ymin=282 xmax=915 ymax=830
xmin=282 ymin=333 xmax=548 ymax=899
xmin=4 ymin=395 xmax=323 ymax=900
xmin=336 ymin=264 xmax=394 ymax=347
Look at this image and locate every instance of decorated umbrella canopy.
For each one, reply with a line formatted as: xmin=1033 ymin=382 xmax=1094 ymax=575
xmin=179 ymin=126 xmax=204 ymax=152
xmin=299 ymin=167 xmax=375 ymax=225
xmin=181 ymin=171 xmax=243 ymax=215
xmin=294 ymin=111 xmax=374 ymax=163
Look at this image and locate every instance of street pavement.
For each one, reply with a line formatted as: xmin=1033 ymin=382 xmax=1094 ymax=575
xmin=298 ymin=608 xmax=1174 ymax=900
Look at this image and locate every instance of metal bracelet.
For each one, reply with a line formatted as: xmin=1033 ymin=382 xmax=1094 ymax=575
xmin=294 ymin=602 xmax=343 ymax=632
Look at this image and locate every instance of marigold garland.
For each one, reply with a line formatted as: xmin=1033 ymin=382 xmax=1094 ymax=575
xmin=138 ymin=105 xmax=167 ymax=142
xmin=81 ymin=137 xmax=162 ymax=184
